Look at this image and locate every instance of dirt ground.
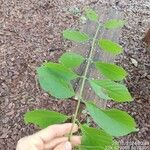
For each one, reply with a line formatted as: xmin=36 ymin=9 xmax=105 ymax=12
xmin=0 ymin=0 xmax=150 ymax=149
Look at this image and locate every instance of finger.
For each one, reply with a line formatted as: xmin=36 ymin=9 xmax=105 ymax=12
xmin=44 ymin=136 xmax=81 ymax=150
xmin=53 ymin=141 xmax=72 ymax=150
xmin=34 ymin=123 xmax=78 ymax=143
xmin=16 ymin=136 xmax=43 ymax=150
xmin=44 ymin=137 xmax=66 ymax=150
xmin=70 ymin=136 xmax=81 ymax=146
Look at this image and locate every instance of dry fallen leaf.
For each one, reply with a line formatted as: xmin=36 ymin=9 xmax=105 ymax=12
xmin=143 ymin=29 xmax=150 ymax=46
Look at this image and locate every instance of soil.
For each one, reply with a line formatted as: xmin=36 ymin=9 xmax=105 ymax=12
xmin=0 ymin=0 xmax=150 ymax=149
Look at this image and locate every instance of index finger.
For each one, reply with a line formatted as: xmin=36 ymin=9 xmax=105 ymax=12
xmin=34 ymin=123 xmax=78 ymax=143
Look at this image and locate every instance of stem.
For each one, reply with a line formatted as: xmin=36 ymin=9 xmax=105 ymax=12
xmin=69 ymin=23 xmax=101 ymax=140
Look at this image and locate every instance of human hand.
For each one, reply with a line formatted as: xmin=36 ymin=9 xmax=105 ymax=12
xmin=16 ymin=123 xmax=81 ymax=150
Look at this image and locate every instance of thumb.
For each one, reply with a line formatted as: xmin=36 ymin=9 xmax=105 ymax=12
xmin=54 ymin=141 xmax=72 ymax=150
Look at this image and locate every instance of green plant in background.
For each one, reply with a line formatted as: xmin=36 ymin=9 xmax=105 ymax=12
xmin=24 ymin=8 xmax=138 ymax=150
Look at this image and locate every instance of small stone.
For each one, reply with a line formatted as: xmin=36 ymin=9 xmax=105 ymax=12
xmin=6 ymin=110 xmax=14 ymax=116
xmin=2 ymin=117 xmax=9 ymax=124
xmin=130 ymin=58 xmax=138 ymax=67
xmin=147 ymin=75 xmax=150 ymax=79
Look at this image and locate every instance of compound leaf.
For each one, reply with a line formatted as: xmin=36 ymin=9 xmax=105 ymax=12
xmin=24 ymin=109 xmax=69 ymax=128
xmin=85 ymin=8 xmax=98 ymax=22
xmin=59 ymin=52 xmax=84 ymax=68
xmin=89 ymin=80 xmax=111 ymax=100
xmin=98 ymin=39 xmax=123 ymax=55
xmin=86 ymin=102 xmax=138 ymax=137
xmin=95 ymin=62 xmax=127 ymax=81
xmin=37 ymin=62 xmax=77 ymax=99
xmin=79 ymin=125 xmax=116 ymax=150
xmin=104 ymin=19 xmax=125 ymax=29
xmin=63 ymin=29 xmax=89 ymax=43
xmin=90 ymin=80 xmax=132 ymax=102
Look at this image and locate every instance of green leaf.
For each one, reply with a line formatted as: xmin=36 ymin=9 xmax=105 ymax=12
xmin=85 ymin=8 xmax=98 ymax=22
xmin=104 ymin=19 xmax=125 ymax=29
xmin=89 ymin=80 xmax=111 ymax=100
xmin=63 ymin=29 xmax=89 ymax=43
xmin=37 ymin=62 xmax=78 ymax=99
xmin=90 ymin=80 xmax=132 ymax=102
xmin=59 ymin=52 xmax=84 ymax=68
xmin=79 ymin=125 xmax=116 ymax=150
xmin=24 ymin=109 xmax=69 ymax=128
xmin=98 ymin=39 xmax=123 ymax=55
xmin=86 ymin=102 xmax=138 ymax=137
xmin=95 ymin=62 xmax=127 ymax=81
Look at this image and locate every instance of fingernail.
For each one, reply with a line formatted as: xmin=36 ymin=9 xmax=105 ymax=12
xmin=65 ymin=142 xmax=72 ymax=150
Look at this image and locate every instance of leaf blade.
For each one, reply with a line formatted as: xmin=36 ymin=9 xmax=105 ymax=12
xmin=104 ymin=19 xmax=125 ymax=29
xmin=81 ymin=126 xmax=113 ymax=149
xmin=63 ymin=29 xmax=89 ymax=43
xmin=24 ymin=109 xmax=69 ymax=128
xmin=90 ymin=80 xmax=132 ymax=102
xmin=86 ymin=102 xmax=138 ymax=137
xmin=59 ymin=52 xmax=84 ymax=68
xmin=95 ymin=62 xmax=127 ymax=81
xmin=85 ymin=8 xmax=98 ymax=22
xmin=89 ymin=80 xmax=111 ymax=100
xmin=37 ymin=62 xmax=77 ymax=99
xmin=79 ymin=125 xmax=116 ymax=150
xmin=98 ymin=39 xmax=123 ymax=55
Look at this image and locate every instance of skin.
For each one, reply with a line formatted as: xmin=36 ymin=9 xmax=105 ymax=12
xmin=16 ymin=123 xmax=81 ymax=150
